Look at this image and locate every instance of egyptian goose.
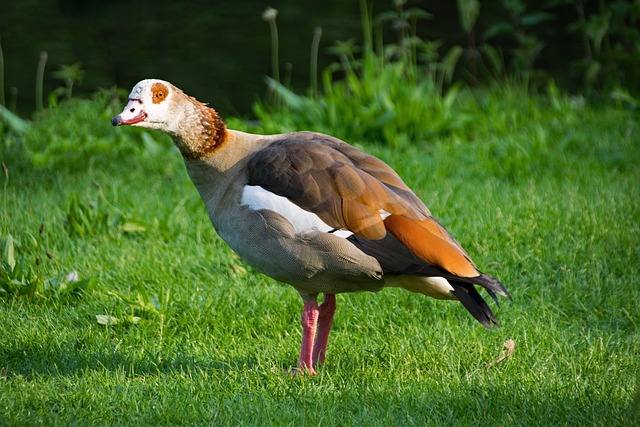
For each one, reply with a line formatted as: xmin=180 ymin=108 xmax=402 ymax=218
xmin=112 ymin=79 xmax=510 ymax=375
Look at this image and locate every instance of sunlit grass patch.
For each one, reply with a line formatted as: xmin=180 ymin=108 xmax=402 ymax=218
xmin=1 ymin=84 xmax=638 ymax=425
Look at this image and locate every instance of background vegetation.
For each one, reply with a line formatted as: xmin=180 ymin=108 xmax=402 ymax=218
xmin=1 ymin=0 xmax=639 ymax=116
xmin=1 ymin=0 xmax=639 ymax=425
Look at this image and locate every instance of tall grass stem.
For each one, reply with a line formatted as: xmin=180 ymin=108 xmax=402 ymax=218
xmin=9 ymin=87 xmax=17 ymax=112
xmin=2 ymin=163 xmax=8 ymax=234
xmin=310 ymin=27 xmax=322 ymax=99
xmin=262 ymin=8 xmax=280 ymax=83
xmin=35 ymin=51 xmax=47 ymax=112
xmin=359 ymin=0 xmax=373 ymax=53
xmin=0 ymin=36 xmax=5 ymax=106
xmin=270 ymin=21 xmax=279 ymax=82
xmin=284 ymin=63 xmax=292 ymax=88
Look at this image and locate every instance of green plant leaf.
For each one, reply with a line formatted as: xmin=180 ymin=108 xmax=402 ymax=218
xmin=443 ymin=83 xmax=462 ymax=111
xmin=127 ymin=316 xmax=142 ymax=325
xmin=3 ymin=234 xmax=15 ymax=271
xmin=457 ymin=0 xmax=480 ymax=34
xmin=586 ymin=61 xmax=602 ymax=85
xmin=121 ymin=220 xmax=146 ymax=233
xmin=96 ymin=314 xmax=119 ymax=325
xmin=609 ymin=88 xmax=639 ymax=108
xmin=480 ymin=44 xmax=504 ymax=77
xmin=483 ymin=22 xmax=513 ymax=40
xmin=62 ymin=276 xmax=97 ymax=296
xmin=404 ymin=8 xmax=432 ymax=21
xmin=521 ymin=12 xmax=555 ymax=27
xmin=0 ymin=105 xmax=29 ymax=134
xmin=442 ymin=46 xmax=463 ymax=85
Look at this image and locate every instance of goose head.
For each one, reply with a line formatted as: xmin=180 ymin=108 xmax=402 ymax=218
xmin=112 ymin=79 xmax=227 ymax=159
xmin=111 ymin=79 xmax=184 ymax=133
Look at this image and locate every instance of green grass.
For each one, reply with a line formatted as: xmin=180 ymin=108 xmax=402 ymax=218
xmin=1 ymin=87 xmax=639 ymax=426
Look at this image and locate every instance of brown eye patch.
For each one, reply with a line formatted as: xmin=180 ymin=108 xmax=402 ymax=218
xmin=151 ymin=82 xmax=169 ymax=104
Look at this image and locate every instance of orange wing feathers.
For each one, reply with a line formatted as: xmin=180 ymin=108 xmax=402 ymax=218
xmin=384 ymin=215 xmax=480 ymax=278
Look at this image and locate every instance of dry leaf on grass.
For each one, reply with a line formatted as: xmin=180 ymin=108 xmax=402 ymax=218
xmin=485 ymin=339 xmax=515 ymax=370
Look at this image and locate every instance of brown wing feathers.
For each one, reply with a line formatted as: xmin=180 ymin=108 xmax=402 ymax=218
xmin=248 ymin=133 xmax=426 ymax=240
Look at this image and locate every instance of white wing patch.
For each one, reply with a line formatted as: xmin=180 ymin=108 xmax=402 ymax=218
xmin=241 ymin=185 xmax=353 ymax=238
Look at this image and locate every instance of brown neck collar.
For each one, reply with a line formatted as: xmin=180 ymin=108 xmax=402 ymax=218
xmin=174 ymin=98 xmax=227 ymax=160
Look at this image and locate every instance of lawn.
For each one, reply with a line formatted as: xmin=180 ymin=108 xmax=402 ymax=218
xmin=0 ymin=86 xmax=639 ymax=426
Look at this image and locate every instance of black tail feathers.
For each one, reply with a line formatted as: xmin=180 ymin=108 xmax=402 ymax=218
xmin=451 ymin=282 xmax=500 ymax=329
xmin=475 ymin=273 xmax=511 ymax=301
xmin=451 ymin=274 xmax=510 ymax=329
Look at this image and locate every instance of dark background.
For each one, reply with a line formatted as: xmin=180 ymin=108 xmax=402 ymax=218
xmin=0 ymin=1 xmax=600 ymax=117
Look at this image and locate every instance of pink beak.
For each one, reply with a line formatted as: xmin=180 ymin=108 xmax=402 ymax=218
xmin=111 ymin=111 xmax=146 ymax=126
xmin=111 ymin=99 xmax=147 ymax=126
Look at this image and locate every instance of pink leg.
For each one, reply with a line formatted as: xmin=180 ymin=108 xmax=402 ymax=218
xmin=312 ymin=293 xmax=336 ymax=366
xmin=297 ymin=300 xmax=319 ymax=375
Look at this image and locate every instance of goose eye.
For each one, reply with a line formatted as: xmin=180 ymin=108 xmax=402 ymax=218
xmin=151 ymin=82 xmax=169 ymax=104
